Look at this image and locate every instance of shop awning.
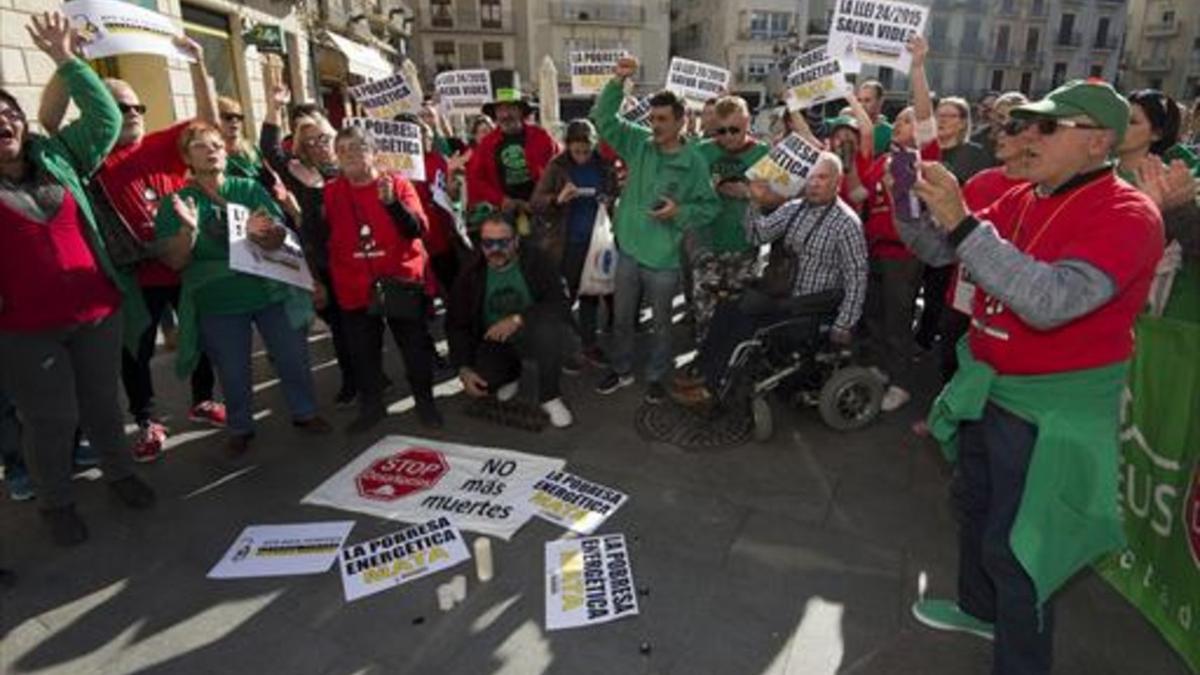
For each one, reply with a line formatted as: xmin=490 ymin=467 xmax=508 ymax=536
xmin=324 ymin=31 xmax=394 ymax=81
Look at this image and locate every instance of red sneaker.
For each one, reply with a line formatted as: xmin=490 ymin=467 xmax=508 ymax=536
xmin=189 ymin=401 xmax=227 ymax=428
xmin=132 ymin=423 xmax=165 ymax=463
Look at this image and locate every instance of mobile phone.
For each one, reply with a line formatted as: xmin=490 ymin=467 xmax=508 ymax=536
xmin=890 ymin=149 xmax=921 ymax=220
xmin=575 ymin=186 xmax=597 ymax=197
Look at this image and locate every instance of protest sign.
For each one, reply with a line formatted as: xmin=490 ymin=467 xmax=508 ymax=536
xmin=569 ymin=50 xmax=624 ymax=95
xmin=745 ymin=133 xmax=824 ymax=197
xmin=665 ymin=57 xmax=730 ymax=110
xmin=227 ymin=204 xmax=315 ymax=291
xmin=827 ymin=0 xmax=929 ymax=74
xmin=621 ymin=96 xmax=651 ymax=125
xmin=65 ymin=0 xmax=191 ymax=62
xmin=339 ymin=517 xmax=471 ymax=602
xmin=303 ymin=435 xmax=566 ymax=540
xmin=348 ymin=72 xmax=421 ymax=120
xmin=545 ymin=534 xmax=639 ymax=630
xmin=343 ymin=118 xmax=426 ymax=182
xmin=530 ymin=470 xmax=628 ymax=535
xmin=435 ymin=70 xmax=493 ymax=113
xmin=784 ymin=46 xmax=854 ymax=112
xmin=208 ymin=521 xmax=355 ymax=579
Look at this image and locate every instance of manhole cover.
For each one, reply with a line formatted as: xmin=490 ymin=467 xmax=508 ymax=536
xmin=634 ymin=400 xmax=752 ymax=451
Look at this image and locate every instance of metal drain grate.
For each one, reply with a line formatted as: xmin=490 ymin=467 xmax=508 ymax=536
xmin=634 ymin=401 xmax=752 ymax=451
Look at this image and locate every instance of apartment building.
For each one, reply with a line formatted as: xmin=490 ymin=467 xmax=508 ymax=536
xmin=1121 ymin=0 xmax=1200 ymax=99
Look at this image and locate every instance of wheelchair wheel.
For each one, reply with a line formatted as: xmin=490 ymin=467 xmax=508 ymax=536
xmin=751 ymin=396 xmax=773 ymax=442
xmin=818 ymin=366 xmax=883 ymax=431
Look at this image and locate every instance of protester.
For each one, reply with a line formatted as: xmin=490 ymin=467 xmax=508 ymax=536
xmin=0 ymin=13 xmax=156 ymax=545
xmin=399 ymin=114 xmax=470 ymax=296
xmin=970 ymin=91 xmax=1000 ymax=164
xmin=323 ymin=126 xmax=442 ymax=432
xmin=447 ymin=214 xmax=575 ymax=428
xmin=470 ymin=115 xmax=496 ymax=148
xmin=156 ymin=122 xmax=330 ymax=456
xmin=856 ymin=79 xmax=893 ymax=154
xmin=700 ymin=97 xmax=719 ymax=138
xmin=1117 ymin=89 xmax=1198 ymax=181
xmin=420 ymin=98 xmax=466 ymax=158
xmin=590 ymin=55 xmax=720 ymax=403
xmin=899 ymin=80 xmax=1164 ymax=675
xmin=217 ymin=96 xmax=260 ymax=179
xmin=530 ymin=119 xmax=618 ymax=368
xmin=671 ymin=153 xmax=868 ymax=407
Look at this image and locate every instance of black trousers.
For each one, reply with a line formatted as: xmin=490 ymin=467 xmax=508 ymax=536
xmin=861 ymin=257 xmax=923 ymax=389
xmin=342 ymin=308 xmax=435 ymax=412
xmin=120 ymin=284 xmax=215 ymax=424
xmin=561 ymin=240 xmax=605 ymax=349
xmin=473 ymin=314 xmax=568 ymax=402
xmin=953 ymin=403 xmax=1054 ymax=675
xmin=916 ymin=264 xmax=954 ymax=349
xmin=316 ymin=270 xmax=356 ymax=395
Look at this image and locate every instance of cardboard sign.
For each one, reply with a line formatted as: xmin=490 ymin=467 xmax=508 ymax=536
xmin=529 ymin=470 xmax=628 ymax=535
xmin=349 ymin=72 xmax=421 ymax=120
xmin=665 ymin=57 xmax=730 ymax=110
xmin=745 ymin=133 xmax=824 ymax=198
xmin=343 ymin=118 xmax=426 ymax=182
xmin=827 ymin=0 xmax=929 ymax=74
xmin=207 ymin=522 xmax=355 ymax=579
xmin=545 ymin=534 xmax=639 ymax=630
xmin=784 ymin=46 xmax=854 ymax=111
xmin=65 ymin=0 xmax=192 ymax=62
xmin=569 ymin=50 xmax=625 ymax=96
xmin=303 ymin=435 xmax=566 ymax=540
xmin=435 ymin=69 xmax=493 ymax=113
xmin=339 ymin=517 xmax=471 ymax=602
xmin=227 ymin=204 xmax=315 ymax=291
xmin=621 ymin=96 xmax=651 ymax=125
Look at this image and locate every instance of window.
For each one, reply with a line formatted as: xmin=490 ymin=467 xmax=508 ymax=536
xmin=740 ymin=55 xmax=774 ymax=82
xmin=877 ymin=66 xmax=893 ymax=90
xmin=1058 ymin=14 xmax=1075 ymax=44
xmin=1089 ymin=64 xmax=1104 ymax=78
xmin=996 ymin=25 xmax=1010 ymax=52
xmin=1020 ymin=71 xmax=1032 ymax=93
xmin=991 ymin=69 xmax=1004 ymax=91
xmin=1025 ymin=27 xmax=1039 ymax=54
xmin=481 ymin=0 xmax=502 ymax=29
xmin=748 ymin=10 xmax=790 ymax=38
xmin=433 ymin=40 xmax=456 ymax=72
xmin=1051 ymin=62 xmax=1067 ymax=87
xmin=431 ymin=0 xmax=453 ymax=28
xmin=182 ymin=4 xmax=241 ymax=101
xmin=1149 ymin=78 xmax=1162 ymax=89
xmin=1162 ymin=10 xmax=1174 ymax=23
xmin=1095 ymin=18 xmax=1110 ymax=47
xmin=482 ymin=41 xmax=503 ymax=62
xmin=931 ymin=17 xmax=949 ymax=48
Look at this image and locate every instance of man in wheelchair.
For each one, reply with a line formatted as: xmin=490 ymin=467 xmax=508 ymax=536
xmin=671 ymin=152 xmax=870 ymax=415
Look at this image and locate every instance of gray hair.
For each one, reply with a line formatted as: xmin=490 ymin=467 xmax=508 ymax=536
xmin=938 ymin=96 xmax=973 ymax=141
xmin=814 ymin=151 xmax=843 ymax=176
xmin=334 ymin=125 xmax=376 ymax=152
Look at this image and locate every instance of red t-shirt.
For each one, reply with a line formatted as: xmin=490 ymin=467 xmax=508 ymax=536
xmin=0 ymin=191 xmax=120 ymax=332
xmin=968 ymin=173 xmax=1164 ymax=374
xmin=857 ymin=141 xmax=941 ymax=259
xmin=94 ymin=121 xmax=191 ymax=287
xmin=324 ymin=174 xmax=434 ymax=311
xmin=963 ymin=167 xmax=1026 ymax=212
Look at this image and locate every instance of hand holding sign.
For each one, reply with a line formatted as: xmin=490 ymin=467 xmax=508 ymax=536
xmin=247 ymin=210 xmax=284 ymax=250
xmin=172 ymin=35 xmax=204 ymax=62
xmin=614 ymin=56 xmax=638 ymax=80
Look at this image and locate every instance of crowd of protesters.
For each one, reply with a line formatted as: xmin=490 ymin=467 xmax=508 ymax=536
xmin=2 ymin=11 xmax=1199 ymax=673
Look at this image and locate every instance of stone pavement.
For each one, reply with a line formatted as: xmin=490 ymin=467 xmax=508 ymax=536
xmin=0 ymin=322 xmax=1192 ymax=675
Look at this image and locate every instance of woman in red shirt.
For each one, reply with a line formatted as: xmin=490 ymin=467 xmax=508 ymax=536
xmin=323 ymin=126 xmax=441 ymax=433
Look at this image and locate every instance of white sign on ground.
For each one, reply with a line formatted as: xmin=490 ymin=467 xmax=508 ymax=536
xmin=665 ymin=57 xmax=730 ymax=110
xmin=827 ymin=0 xmax=929 ymax=74
xmin=227 ymin=204 xmax=315 ymax=291
xmin=339 ymin=517 xmax=471 ymax=602
xmin=207 ymin=521 xmax=355 ymax=579
xmin=343 ymin=118 xmax=426 ymax=182
xmin=745 ymin=133 xmax=824 ymax=197
xmin=64 ymin=0 xmax=192 ymax=62
xmin=545 ymin=534 xmax=639 ymax=630
xmin=529 ymin=470 xmax=628 ymax=535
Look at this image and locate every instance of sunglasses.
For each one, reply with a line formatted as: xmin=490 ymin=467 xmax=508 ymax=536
xmin=220 ymin=112 xmax=244 ymax=122
xmin=301 ymin=134 xmax=333 ymax=147
xmin=118 ymin=103 xmax=147 ymax=116
xmin=480 ymin=236 xmax=514 ymax=251
xmin=713 ymin=126 xmax=745 ymax=136
xmin=1002 ymin=117 xmax=1103 ymax=136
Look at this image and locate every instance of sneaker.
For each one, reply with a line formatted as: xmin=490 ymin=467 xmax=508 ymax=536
xmin=644 ymin=382 xmax=667 ymax=405
xmin=581 ymin=345 xmax=608 ymax=368
xmin=415 ymin=400 xmax=444 ymax=429
xmin=495 ymin=381 xmax=520 ymax=403
xmin=346 ymin=407 xmax=387 ymax=435
xmin=4 ymin=466 xmax=34 ymax=502
xmin=334 ymin=387 xmax=358 ymax=410
xmin=595 ymin=371 xmax=635 ymax=395
xmin=293 ymin=416 xmax=334 ymax=434
xmin=41 ymin=505 xmax=88 ymax=546
xmin=541 ymin=398 xmax=574 ymax=429
xmin=562 ymin=355 xmax=584 ymax=376
xmin=881 ymin=385 xmax=912 ymax=412
xmin=188 ymin=401 xmax=227 ymax=428
xmin=131 ymin=423 xmax=165 ymax=463
xmin=911 ymin=599 xmax=995 ymax=641
xmin=108 ymin=475 xmax=156 ymax=510
xmin=72 ymin=438 xmax=99 ymax=469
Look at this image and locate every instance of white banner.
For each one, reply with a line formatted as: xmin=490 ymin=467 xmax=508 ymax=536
xmin=227 ymin=204 xmax=315 ymax=291
xmin=621 ymin=96 xmax=651 ymax=125
xmin=65 ymin=0 xmax=192 ymax=62
xmin=665 ymin=57 xmax=730 ymax=110
xmin=530 ymin=470 xmax=627 ymax=535
xmin=344 ymin=118 xmax=426 ymax=182
xmin=207 ymin=521 xmax=355 ymax=579
xmin=569 ymin=50 xmax=625 ymax=96
xmin=302 ymin=435 xmax=566 ymax=540
xmin=784 ymin=46 xmax=854 ymax=112
xmin=348 ymin=72 xmax=421 ymax=120
xmin=545 ymin=534 xmax=639 ymax=631
xmin=339 ymin=517 xmax=471 ymax=602
xmin=745 ymin=133 xmax=824 ymax=198
xmin=434 ymin=69 xmax=493 ymax=114
xmin=827 ymin=0 xmax=929 ymax=74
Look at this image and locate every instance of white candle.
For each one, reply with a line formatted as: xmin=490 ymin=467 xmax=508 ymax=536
xmin=474 ymin=537 xmax=494 ymax=582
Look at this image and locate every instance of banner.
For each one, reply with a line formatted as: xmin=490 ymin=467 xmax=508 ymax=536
xmin=665 ymin=57 xmax=730 ymax=110
xmin=303 ymin=435 xmax=566 ymax=540
xmin=784 ymin=46 xmax=854 ymax=112
xmin=1095 ymin=316 xmax=1200 ymax=673
xmin=569 ymin=50 xmax=624 ymax=96
xmin=529 ymin=470 xmax=628 ymax=535
xmin=348 ymin=72 xmax=421 ymax=120
xmin=227 ymin=204 xmax=315 ymax=291
xmin=339 ymin=517 xmax=471 ymax=602
xmin=207 ymin=522 xmax=355 ymax=579
xmin=745 ymin=133 xmax=824 ymax=197
xmin=65 ymin=0 xmax=192 ymax=62
xmin=621 ymin=96 xmax=651 ymax=125
xmin=827 ymin=0 xmax=929 ymax=74
xmin=435 ymin=70 xmax=493 ymax=114
xmin=545 ymin=534 xmax=639 ymax=630
xmin=344 ymin=118 xmax=426 ymax=182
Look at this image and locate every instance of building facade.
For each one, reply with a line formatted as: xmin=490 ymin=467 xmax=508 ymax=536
xmin=406 ymin=0 xmax=521 ymax=86
xmin=1121 ymin=0 xmax=1200 ymax=99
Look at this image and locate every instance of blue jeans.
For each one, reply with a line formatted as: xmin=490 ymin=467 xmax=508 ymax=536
xmin=199 ymin=302 xmax=318 ymax=436
xmin=611 ymin=251 xmax=679 ymax=384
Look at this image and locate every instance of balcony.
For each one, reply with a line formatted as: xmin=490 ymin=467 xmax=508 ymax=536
xmin=739 ymin=28 xmax=793 ymax=41
xmin=1054 ymin=31 xmax=1082 ymax=48
xmin=991 ymin=46 xmax=1014 ymax=64
xmin=424 ymin=7 xmax=515 ymax=32
xmin=1020 ymin=50 xmax=1043 ymax=67
xmin=551 ymin=2 xmax=645 ymax=25
xmin=1092 ymin=35 xmax=1119 ymax=50
xmin=1144 ymin=19 xmax=1179 ymax=37
xmin=1137 ymin=55 xmax=1174 ymax=72
xmin=806 ymin=20 xmax=829 ymax=36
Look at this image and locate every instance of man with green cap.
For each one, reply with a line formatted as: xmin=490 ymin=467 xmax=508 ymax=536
xmin=893 ymin=79 xmax=1165 ymax=674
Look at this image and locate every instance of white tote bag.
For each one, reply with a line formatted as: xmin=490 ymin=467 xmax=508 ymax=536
xmin=578 ymin=207 xmax=616 ymax=296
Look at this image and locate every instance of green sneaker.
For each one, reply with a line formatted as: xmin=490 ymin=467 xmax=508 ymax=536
xmin=911 ymin=599 xmax=995 ymax=641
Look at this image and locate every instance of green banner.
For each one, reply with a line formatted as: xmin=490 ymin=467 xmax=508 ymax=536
xmin=1095 ymin=313 xmax=1200 ymax=674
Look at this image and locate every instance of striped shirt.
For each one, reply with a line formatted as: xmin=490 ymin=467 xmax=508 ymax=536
xmin=744 ymin=196 xmax=869 ymax=330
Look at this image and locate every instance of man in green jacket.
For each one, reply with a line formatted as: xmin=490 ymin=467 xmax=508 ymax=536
xmin=590 ymin=56 xmax=720 ymax=403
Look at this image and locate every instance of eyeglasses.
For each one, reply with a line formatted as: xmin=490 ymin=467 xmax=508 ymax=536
xmin=1002 ymin=117 xmax=1103 ymax=136
xmin=480 ymin=236 xmax=514 ymax=251
xmin=301 ymin=134 xmax=333 ymax=147
xmin=118 ymin=103 xmax=147 ymax=116
xmin=0 ymin=106 xmax=23 ymax=123
xmin=713 ymin=126 xmax=745 ymax=136
xmin=220 ymin=112 xmax=244 ymax=122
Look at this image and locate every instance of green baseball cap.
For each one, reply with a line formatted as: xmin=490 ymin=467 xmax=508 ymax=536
xmin=825 ymin=115 xmax=859 ymax=132
xmin=1011 ymin=78 xmax=1130 ymax=143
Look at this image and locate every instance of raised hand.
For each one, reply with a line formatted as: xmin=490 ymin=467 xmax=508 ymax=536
xmin=907 ymin=34 xmax=929 ymax=70
xmin=27 ymin=12 xmax=75 ymax=65
xmin=172 ymin=35 xmax=205 ymax=63
xmin=614 ymin=56 xmax=638 ymax=80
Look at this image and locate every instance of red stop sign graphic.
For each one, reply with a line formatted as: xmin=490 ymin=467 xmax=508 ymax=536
xmin=355 ymin=448 xmax=449 ymax=502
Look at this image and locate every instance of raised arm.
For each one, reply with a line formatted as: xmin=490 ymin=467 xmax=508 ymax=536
xmin=908 ymin=36 xmax=934 ymax=126
xmin=845 ymin=92 xmax=875 ymax=160
xmin=175 ymin=37 xmax=217 ymax=125
xmin=589 ymin=56 xmax=651 ymax=159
